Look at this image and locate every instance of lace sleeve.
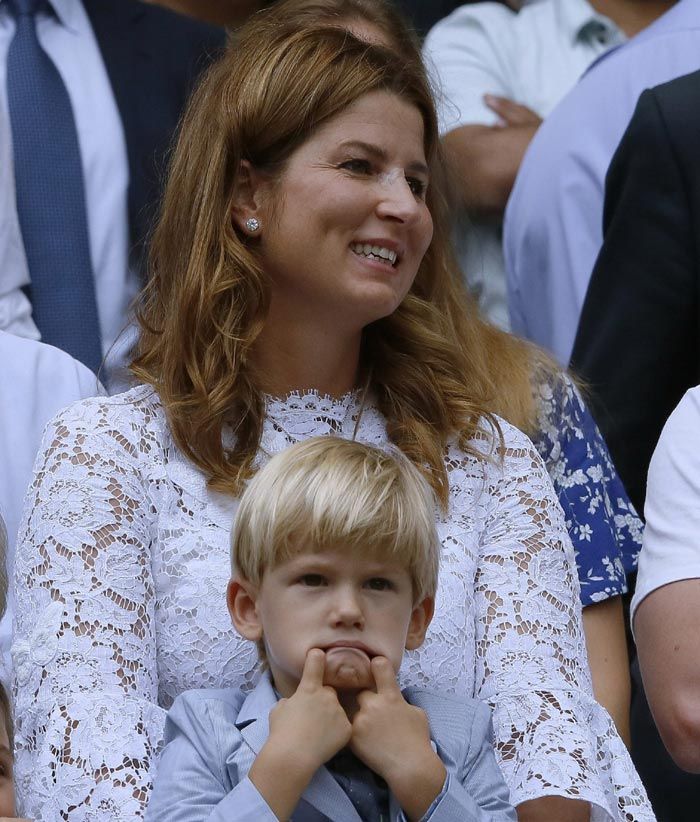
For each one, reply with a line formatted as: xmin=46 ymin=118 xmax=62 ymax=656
xmin=472 ymin=427 xmax=652 ymax=819
xmin=12 ymin=397 xmax=166 ymax=819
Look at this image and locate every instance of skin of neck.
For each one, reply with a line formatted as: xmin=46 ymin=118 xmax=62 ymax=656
xmin=590 ymin=0 xmax=676 ymax=37
xmin=252 ymin=301 xmax=364 ymax=398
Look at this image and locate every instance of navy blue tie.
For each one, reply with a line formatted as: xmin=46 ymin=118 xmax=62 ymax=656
xmin=7 ymin=0 xmax=103 ymax=373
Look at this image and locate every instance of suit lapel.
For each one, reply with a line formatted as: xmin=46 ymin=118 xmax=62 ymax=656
xmin=81 ymin=0 xmax=148 ymax=187
xmin=81 ymin=0 xmax=167 ymax=261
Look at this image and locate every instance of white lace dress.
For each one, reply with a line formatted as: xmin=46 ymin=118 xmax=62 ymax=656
xmin=13 ymin=385 xmax=653 ymax=820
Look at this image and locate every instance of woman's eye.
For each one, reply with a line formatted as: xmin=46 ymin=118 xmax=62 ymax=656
xmin=339 ymin=158 xmax=372 ymax=175
xmin=407 ymin=177 xmax=427 ymax=198
xmin=299 ymin=574 xmax=326 ymax=587
xmin=366 ymin=577 xmax=393 ymax=591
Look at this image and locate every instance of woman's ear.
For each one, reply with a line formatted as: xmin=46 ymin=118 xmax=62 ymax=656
xmin=405 ymin=596 xmax=435 ymax=651
xmin=232 ymin=160 xmax=268 ymax=236
xmin=227 ymin=577 xmax=263 ymax=641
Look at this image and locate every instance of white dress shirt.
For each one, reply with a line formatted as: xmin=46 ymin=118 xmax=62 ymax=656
xmin=423 ymin=0 xmax=624 ymax=329
xmin=0 ymin=0 xmax=139 ymax=383
xmin=0 ymin=330 xmax=102 ymax=685
xmin=632 ymin=386 xmax=700 ymax=621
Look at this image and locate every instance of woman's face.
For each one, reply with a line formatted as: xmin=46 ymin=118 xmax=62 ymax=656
xmin=255 ymin=90 xmax=433 ymax=334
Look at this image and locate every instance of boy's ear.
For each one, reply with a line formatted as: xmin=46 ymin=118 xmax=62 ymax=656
xmin=227 ymin=577 xmax=263 ymax=641
xmin=405 ymin=596 xmax=434 ymax=651
xmin=231 ymin=159 xmax=268 ymax=236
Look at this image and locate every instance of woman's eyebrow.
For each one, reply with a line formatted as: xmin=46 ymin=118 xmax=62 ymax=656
xmin=337 ymin=139 xmax=429 ymax=176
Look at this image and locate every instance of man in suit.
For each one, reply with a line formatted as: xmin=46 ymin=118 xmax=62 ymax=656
xmin=1 ymin=0 xmax=225 ymax=382
xmin=570 ymin=69 xmax=700 ymax=821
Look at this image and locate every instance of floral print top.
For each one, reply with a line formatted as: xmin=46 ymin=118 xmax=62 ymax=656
xmin=531 ymin=371 xmax=643 ymax=605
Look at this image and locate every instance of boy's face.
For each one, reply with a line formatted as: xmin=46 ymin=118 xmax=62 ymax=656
xmin=228 ymin=550 xmax=433 ymax=697
xmin=0 ymin=719 xmax=14 ymax=816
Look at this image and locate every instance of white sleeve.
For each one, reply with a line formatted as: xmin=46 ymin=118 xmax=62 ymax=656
xmin=471 ymin=425 xmax=653 ymax=818
xmin=423 ymin=4 xmax=517 ymax=134
xmin=12 ymin=397 xmax=165 ymax=819
xmin=632 ymin=387 xmax=700 ymax=618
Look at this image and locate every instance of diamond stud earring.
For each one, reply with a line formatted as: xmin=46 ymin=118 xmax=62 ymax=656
xmin=245 ymin=217 xmax=261 ymax=233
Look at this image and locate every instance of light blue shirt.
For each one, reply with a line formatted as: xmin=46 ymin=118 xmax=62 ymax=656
xmin=423 ymin=0 xmax=623 ymax=331
xmin=0 ymin=0 xmax=138 ymax=384
xmin=503 ymin=0 xmax=700 ymax=365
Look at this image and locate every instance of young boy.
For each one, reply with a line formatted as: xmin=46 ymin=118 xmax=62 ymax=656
xmin=147 ymin=437 xmax=515 ymax=821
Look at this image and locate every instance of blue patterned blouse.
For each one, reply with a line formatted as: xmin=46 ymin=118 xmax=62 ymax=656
xmin=530 ymin=372 xmax=643 ymax=606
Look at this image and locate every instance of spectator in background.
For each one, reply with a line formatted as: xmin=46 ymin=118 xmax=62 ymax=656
xmin=425 ymin=0 xmax=672 ymax=331
xmin=632 ymin=387 xmax=700 ymax=777
xmin=396 ymin=0 xmax=488 ymax=37
xmin=0 ymin=106 xmax=103 ymax=683
xmin=504 ymin=0 xmax=690 ymax=365
xmin=570 ymin=65 xmax=700 ymax=822
xmin=571 ymin=66 xmax=700 ymax=519
xmin=146 ymin=0 xmax=263 ymax=27
xmin=1 ymin=0 xmax=225 ymax=384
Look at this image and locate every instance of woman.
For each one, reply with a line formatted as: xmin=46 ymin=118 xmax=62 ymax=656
xmin=13 ymin=16 xmax=650 ymax=822
xmin=266 ymin=0 xmax=639 ymax=745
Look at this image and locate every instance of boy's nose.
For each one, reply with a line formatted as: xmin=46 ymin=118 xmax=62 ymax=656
xmin=331 ymin=587 xmax=365 ymax=627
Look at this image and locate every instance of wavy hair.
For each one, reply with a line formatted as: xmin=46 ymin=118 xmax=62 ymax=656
xmin=132 ymin=13 xmax=504 ymax=509
xmin=263 ymin=0 xmax=562 ymax=437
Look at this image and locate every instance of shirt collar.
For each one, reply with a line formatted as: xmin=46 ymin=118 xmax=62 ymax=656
xmin=556 ymin=0 xmax=620 ymax=45
xmin=45 ymin=0 xmax=80 ymax=33
xmin=0 ymin=0 xmax=80 ymax=33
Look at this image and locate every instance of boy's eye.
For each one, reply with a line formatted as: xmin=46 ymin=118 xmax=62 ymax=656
xmin=339 ymin=158 xmax=372 ymax=175
xmin=299 ymin=574 xmax=326 ymax=587
xmin=365 ymin=577 xmax=393 ymax=591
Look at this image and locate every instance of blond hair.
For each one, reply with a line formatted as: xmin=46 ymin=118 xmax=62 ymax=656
xmin=131 ymin=15 xmax=503 ymax=511
xmin=231 ymin=437 xmax=440 ymax=602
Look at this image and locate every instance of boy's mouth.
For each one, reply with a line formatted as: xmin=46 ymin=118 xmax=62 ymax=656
xmin=321 ymin=641 xmax=375 ymax=658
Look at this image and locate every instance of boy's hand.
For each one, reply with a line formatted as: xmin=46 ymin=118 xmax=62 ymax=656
xmin=250 ymin=650 xmax=351 ymax=821
xmin=268 ymin=649 xmax=352 ymax=774
xmin=350 ymin=656 xmax=446 ymax=822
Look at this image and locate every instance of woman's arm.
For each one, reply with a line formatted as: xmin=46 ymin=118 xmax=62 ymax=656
xmin=530 ymin=372 xmax=639 ymax=745
xmin=582 ymin=597 xmax=631 ymax=748
xmin=469 ymin=423 xmax=651 ymax=820
xmin=13 ymin=395 xmax=162 ymax=819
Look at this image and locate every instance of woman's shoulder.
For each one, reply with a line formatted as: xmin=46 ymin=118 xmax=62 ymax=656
xmin=41 ymin=383 xmax=169 ymax=463
xmin=447 ymin=413 xmax=542 ymax=480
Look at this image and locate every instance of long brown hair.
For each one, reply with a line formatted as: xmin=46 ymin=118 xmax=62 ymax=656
xmin=131 ymin=15 xmax=503 ymax=509
xmin=258 ymin=0 xmax=561 ymax=436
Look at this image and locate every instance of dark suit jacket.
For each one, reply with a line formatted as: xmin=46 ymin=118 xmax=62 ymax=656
xmin=83 ymin=0 xmax=226 ymax=268
xmin=570 ymin=68 xmax=700 ymax=516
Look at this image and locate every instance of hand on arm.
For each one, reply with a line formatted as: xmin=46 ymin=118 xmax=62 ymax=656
xmin=443 ymin=97 xmax=541 ymax=216
xmin=350 ymin=657 xmax=446 ymax=821
xmin=249 ymin=650 xmax=352 ymax=820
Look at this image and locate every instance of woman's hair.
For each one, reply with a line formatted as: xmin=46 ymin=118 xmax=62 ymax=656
xmin=131 ymin=8 xmax=545 ymax=510
xmin=231 ymin=437 xmax=440 ymax=602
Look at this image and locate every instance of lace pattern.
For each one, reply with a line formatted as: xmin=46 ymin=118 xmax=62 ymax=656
xmin=13 ymin=385 xmax=653 ymax=819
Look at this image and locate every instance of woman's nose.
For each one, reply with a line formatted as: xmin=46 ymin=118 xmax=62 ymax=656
xmin=375 ymin=172 xmax=422 ymax=223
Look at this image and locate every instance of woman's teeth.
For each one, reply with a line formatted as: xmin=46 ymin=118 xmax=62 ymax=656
xmin=351 ymin=242 xmax=398 ymax=266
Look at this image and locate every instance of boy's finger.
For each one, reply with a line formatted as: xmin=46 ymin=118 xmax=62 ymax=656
xmin=299 ymin=648 xmax=326 ymax=689
xmin=371 ymin=656 xmax=399 ymax=694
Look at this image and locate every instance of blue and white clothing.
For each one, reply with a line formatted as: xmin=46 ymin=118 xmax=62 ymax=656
xmin=532 ymin=372 xmax=642 ymax=605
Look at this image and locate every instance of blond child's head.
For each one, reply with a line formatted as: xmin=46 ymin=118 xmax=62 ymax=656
xmin=227 ymin=437 xmax=440 ymax=696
